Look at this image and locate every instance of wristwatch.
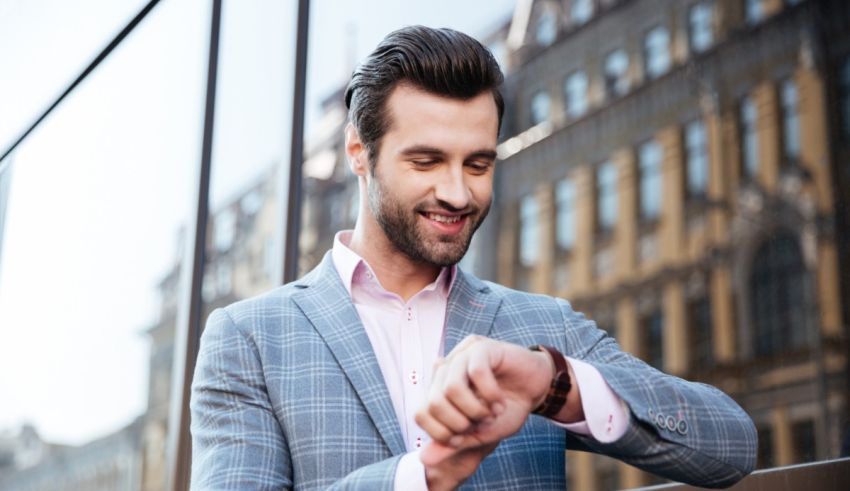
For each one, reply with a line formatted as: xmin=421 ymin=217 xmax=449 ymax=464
xmin=529 ymin=345 xmax=572 ymax=418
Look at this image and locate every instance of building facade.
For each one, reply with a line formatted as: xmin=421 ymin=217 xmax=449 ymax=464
xmin=481 ymin=0 xmax=849 ymax=489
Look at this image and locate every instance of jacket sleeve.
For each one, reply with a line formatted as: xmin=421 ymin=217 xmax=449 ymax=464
xmin=556 ymin=299 xmax=758 ymax=489
xmin=189 ymin=308 xmax=400 ymax=491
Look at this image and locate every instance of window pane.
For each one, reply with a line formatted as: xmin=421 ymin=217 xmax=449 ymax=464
xmin=571 ymin=0 xmax=595 ymax=26
xmin=643 ymin=309 xmax=664 ymax=369
xmin=689 ymin=3 xmax=714 ymax=53
xmin=750 ymin=234 xmax=808 ymax=357
xmin=639 ymin=140 xmax=663 ymax=221
xmin=520 ymin=195 xmax=540 ymax=267
xmin=746 ymin=0 xmax=765 ymax=25
xmin=0 ymin=3 xmax=208 ymax=491
xmin=597 ymin=161 xmax=618 ymax=232
xmin=644 ymin=26 xmax=671 ymax=79
xmin=556 ymin=179 xmax=576 ymax=250
xmin=741 ymin=95 xmax=759 ymax=178
xmin=781 ymin=79 xmax=801 ymax=160
xmin=0 ymin=0 xmax=151 ymax=151
xmin=536 ymin=10 xmax=557 ymax=46
xmin=564 ymin=71 xmax=588 ymax=118
xmin=604 ymin=49 xmax=630 ymax=97
xmin=686 ymin=119 xmax=709 ymax=196
xmin=531 ymin=90 xmax=551 ymax=125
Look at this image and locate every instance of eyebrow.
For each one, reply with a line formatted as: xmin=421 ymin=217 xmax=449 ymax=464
xmin=399 ymin=145 xmax=498 ymax=161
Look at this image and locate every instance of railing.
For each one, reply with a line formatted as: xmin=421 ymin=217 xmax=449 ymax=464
xmin=634 ymin=457 xmax=850 ymax=491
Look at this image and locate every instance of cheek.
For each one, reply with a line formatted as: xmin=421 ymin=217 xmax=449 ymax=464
xmin=468 ymin=179 xmax=494 ymax=206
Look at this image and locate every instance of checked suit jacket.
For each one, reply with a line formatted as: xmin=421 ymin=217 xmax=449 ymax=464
xmin=190 ymin=252 xmax=757 ymax=490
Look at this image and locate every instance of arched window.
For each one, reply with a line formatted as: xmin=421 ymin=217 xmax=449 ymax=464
xmin=750 ymin=233 xmax=808 ymax=357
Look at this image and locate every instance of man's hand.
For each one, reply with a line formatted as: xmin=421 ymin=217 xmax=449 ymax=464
xmin=422 ymin=441 xmax=498 ymax=491
xmin=415 ymin=335 xmax=582 ymax=468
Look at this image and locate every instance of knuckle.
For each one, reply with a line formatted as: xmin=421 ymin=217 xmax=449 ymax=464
xmin=444 ymin=382 xmax=466 ymax=399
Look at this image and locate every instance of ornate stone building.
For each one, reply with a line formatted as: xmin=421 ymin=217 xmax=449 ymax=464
xmin=480 ymin=0 xmax=849 ymax=488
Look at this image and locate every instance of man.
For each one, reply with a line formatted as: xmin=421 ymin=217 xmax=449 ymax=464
xmin=190 ymin=26 xmax=757 ymax=490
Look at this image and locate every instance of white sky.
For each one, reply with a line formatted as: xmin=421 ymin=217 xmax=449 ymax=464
xmin=0 ymin=0 xmax=515 ymax=446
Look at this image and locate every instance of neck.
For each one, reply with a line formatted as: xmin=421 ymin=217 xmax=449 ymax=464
xmin=348 ymin=220 xmax=441 ymax=302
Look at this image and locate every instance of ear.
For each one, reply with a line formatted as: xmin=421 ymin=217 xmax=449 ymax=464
xmin=345 ymin=123 xmax=369 ymax=177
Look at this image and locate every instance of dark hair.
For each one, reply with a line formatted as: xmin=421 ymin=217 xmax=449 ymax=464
xmin=344 ymin=25 xmax=505 ymax=166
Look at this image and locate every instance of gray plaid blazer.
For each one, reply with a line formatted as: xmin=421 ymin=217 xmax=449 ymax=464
xmin=190 ymin=252 xmax=756 ymax=490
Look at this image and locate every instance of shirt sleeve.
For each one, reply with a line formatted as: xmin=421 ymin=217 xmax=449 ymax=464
xmin=394 ymin=450 xmax=428 ymax=491
xmin=547 ymin=356 xmax=629 ymax=443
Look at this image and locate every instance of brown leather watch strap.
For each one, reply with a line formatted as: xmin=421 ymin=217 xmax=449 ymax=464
xmin=529 ymin=345 xmax=572 ymax=418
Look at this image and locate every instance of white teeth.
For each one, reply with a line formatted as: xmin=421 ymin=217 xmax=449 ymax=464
xmin=427 ymin=213 xmax=461 ymax=224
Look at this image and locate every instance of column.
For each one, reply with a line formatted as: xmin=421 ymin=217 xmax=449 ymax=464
xmin=658 ymin=127 xmax=684 ymax=264
xmin=711 ymin=265 xmax=736 ymax=363
xmin=754 ymin=82 xmax=780 ymax=192
xmin=573 ymin=165 xmax=595 ymax=293
xmin=663 ymin=280 xmax=688 ymax=376
xmin=613 ymin=148 xmax=637 ymax=281
xmin=533 ymin=183 xmax=555 ymax=294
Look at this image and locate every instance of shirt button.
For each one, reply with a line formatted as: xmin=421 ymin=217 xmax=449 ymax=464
xmin=415 ymin=437 xmax=422 ymax=448
xmin=410 ymin=370 xmax=418 ymax=384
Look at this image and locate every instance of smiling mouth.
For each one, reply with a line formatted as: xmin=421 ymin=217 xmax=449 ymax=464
xmin=424 ymin=212 xmax=464 ymax=224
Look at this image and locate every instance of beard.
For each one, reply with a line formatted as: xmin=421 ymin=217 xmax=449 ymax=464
xmin=367 ymin=172 xmax=490 ymax=268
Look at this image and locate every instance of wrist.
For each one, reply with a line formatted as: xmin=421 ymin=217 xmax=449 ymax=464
xmin=529 ymin=345 xmax=573 ymax=418
xmin=532 ymin=350 xmax=555 ymax=409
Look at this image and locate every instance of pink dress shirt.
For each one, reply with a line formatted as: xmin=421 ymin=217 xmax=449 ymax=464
xmin=331 ymin=232 xmax=627 ymax=490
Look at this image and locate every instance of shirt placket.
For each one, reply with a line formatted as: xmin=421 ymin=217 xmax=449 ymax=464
xmin=400 ymin=298 xmax=426 ymax=450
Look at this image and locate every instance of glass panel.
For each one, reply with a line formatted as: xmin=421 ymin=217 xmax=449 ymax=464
xmin=689 ymin=2 xmax=714 ymax=53
xmin=644 ymin=26 xmax=671 ymax=79
xmin=686 ymin=119 xmax=708 ymax=196
xmin=536 ymin=10 xmax=558 ymax=46
xmin=639 ymin=140 xmax=662 ymax=221
xmin=0 ymin=2 xmax=208 ymax=490
xmin=781 ymin=79 xmax=801 ymax=159
xmin=643 ymin=309 xmax=664 ymax=369
xmin=556 ymin=179 xmax=576 ymax=250
xmin=571 ymin=0 xmax=595 ymax=26
xmin=531 ymin=90 xmax=552 ymax=125
xmin=520 ymin=194 xmax=540 ymax=267
xmin=0 ymin=0 xmax=150 ymax=151
xmin=565 ymin=71 xmax=589 ymax=118
xmin=746 ymin=0 xmax=765 ymax=25
xmin=597 ymin=160 xmax=618 ymax=232
xmin=604 ymin=48 xmax=630 ymax=97
xmin=741 ymin=95 xmax=759 ymax=178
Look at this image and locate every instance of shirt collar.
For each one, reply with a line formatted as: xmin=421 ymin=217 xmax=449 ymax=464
xmin=331 ymin=230 xmax=456 ymax=299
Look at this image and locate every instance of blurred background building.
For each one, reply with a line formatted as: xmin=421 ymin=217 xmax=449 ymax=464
xmin=1 ymin=1 xmax=848 ymax=490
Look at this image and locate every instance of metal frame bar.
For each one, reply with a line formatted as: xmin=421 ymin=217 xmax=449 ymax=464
xmin=0 ymin=0 xmax=163 ymax=164
xmin=281 ymin=0 xmax=311 ymax=283
xmin=165 ymin=0 xmax=222 ymax=489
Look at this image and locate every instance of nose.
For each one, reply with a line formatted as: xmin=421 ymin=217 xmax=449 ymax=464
xmin=433 ymin=164 xmax=471 ymax=211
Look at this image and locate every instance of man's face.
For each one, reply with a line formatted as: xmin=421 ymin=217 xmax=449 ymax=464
xmin=360 ymin=84 xmax=499 ymax=267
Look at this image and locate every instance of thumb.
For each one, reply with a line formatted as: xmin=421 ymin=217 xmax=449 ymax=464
xmin=420 ymin=441 xmax=455 ymax=466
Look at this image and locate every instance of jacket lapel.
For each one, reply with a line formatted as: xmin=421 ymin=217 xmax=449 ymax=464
xmin=291 ymin=253 xmax=406 ymax=455
xmin=443 ymin=269 xmax=502 ymax=354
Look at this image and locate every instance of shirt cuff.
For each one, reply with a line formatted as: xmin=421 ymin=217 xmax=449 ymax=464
xmin=394 ymin=449 xmax=428 ymax=491
xmin=546 ymin=356 xmax=629 ymax=443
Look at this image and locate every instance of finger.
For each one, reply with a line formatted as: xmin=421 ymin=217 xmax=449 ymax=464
xmin=420 ymin=441 xmax=455 ymax=467
xmin=432 ymin=348 xmax=493 ymax=422
xmin=443 ymin=378 xmax=493 ymax=422
xmin=415 ymin=404 xmax=467 ymax=443
xmin=466 ymin=346 xmax=505 ymax=409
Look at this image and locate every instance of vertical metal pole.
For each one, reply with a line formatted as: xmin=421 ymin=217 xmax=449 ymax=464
xmin=281 ymin=0 xmax=310 ymax=284
xmin=165 ymin=0 xmax=221 ymax=490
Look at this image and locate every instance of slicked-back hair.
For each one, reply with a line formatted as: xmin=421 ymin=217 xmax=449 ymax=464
xmin=344 ymin=25 xmax=505 ymax=168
